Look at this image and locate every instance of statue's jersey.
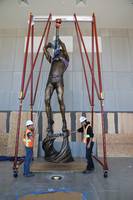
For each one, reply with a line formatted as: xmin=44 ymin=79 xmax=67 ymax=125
xmin=48 ymin=51 xmax=69 ymax=83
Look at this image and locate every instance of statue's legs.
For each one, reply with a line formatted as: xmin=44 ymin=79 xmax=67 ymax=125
xmin=56 ymin=82 xmax=67 ymax=132
xmin=45 ymin=82 xmax=54 ymax=134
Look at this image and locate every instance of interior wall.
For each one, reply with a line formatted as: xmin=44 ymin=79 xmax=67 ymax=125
xmin=1 ymin=111 xmax=133 ymax=157
xmin=0 ymin=0 xmax=133 ymax=29
xmin=0 ymin=26 xmax=133 ymax=112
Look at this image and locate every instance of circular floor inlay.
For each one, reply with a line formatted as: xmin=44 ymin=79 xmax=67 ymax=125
xmin=51 ymin=175 xmax=63 ymax=180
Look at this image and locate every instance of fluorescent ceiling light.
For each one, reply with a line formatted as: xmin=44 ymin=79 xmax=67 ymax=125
xmin=18 ymin=0 xmax=29 ymax=6
xmin=76 ymin=0 xmax=87 ymax=5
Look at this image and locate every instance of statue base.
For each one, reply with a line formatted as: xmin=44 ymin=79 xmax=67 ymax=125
xmin=42 ymin=132 xmax=74 ymax=163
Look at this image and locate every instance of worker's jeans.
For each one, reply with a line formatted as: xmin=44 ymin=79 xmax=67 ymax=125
xmin=86 ymin=141 xmax=94 ymax=170
xmin=24 ymin=147 xmax=33 ymax=175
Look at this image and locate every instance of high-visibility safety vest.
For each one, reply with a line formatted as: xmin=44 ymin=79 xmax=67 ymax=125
xmin=83 ymin=124 xmax=90 ymax=144
xmin=23 ymin=129 xmax=34 ymax=148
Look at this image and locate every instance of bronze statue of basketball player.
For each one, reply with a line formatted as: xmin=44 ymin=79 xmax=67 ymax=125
xmin=43 ymin=38 xmax=69 ymax=135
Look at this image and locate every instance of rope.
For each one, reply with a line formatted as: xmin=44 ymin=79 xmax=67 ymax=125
xmin=32 ymin=20 xmax=52 ymax=135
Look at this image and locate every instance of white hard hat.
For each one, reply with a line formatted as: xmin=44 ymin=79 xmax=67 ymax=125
xmin=80 ymin=116 xmax=87 ymax=123
xmin=26 ymin=120 xmax=33 ymax=127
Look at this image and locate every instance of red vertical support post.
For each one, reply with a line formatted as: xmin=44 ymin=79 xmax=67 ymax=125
xmin=74 ymin=14 xmax=100 ymax=100
xmin=91 ymin=20 xmax=95 ymax=128
xmin=21 ymin=13 xmax=33 ymax=98
xmin=30 ymin=23 xmax=34 ymax=121
xmin=23 ymin=13 xmax=52 ymax=98
xmin=13 ymin=13 xmax=32 ymax=171
xmin=74 ymin=19 xmax=92 ymax=105
xmin=93 ymin=13 xmax=108 ymax=170
xmin=93 ymin=13 xmax=103 ymax=97
xmin=33 ymin=20 xmax=51 ymax=105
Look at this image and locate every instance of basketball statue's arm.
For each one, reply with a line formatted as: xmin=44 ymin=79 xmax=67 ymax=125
xmin=58 ymin=39 xmax=69 ymax=61
xmin=43 ymin=43 xmax=52 ymax=63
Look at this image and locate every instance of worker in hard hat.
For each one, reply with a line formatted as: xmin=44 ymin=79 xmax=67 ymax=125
xmin=77 ymin=116 xmax=95 ymax=173
xmin=23 ymin=120 xmax=35 ymax=177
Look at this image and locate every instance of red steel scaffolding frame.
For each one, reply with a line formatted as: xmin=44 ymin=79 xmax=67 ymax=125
xmin=13 ymin=13 xmax=108 ymax=178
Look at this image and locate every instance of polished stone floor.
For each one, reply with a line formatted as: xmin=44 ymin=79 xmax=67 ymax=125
xmin=0 ymin=158 xmax=133 ymax=200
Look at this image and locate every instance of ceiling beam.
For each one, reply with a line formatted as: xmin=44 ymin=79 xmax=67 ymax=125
xmin=33 ymin=15 xmax=92 ymax=22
